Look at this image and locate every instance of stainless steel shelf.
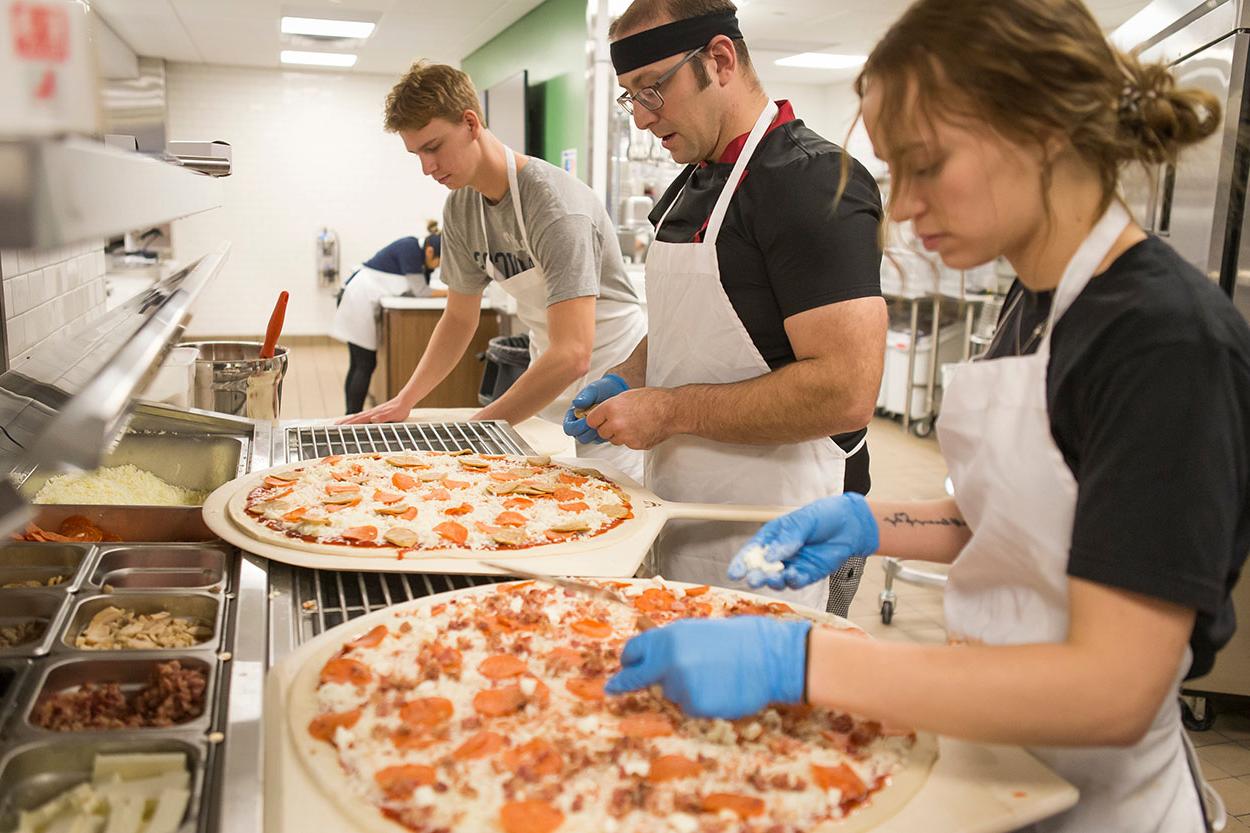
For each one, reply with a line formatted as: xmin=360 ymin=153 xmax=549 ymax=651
xmin=0 ymin=137 xmax=223 ymax=250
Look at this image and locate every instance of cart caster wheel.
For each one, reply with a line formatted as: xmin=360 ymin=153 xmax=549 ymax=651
xmin=880 ymin=599 xmax=895 ymax=625
xmin=1182 ymin=698 xmax=1217 ymax=732
xmin=911 ymin=420 xmax=933 ymax=438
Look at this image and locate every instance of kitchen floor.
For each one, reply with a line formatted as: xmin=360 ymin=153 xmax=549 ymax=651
xmin=284 ymin=338 xmax=1250 ymax=825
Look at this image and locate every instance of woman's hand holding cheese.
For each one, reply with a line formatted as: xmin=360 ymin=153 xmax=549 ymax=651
xmin=729 ymin=493 xmax=879 ymax=590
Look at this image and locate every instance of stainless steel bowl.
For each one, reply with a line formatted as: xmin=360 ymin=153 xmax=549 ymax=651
xmin=0 ymin=592 xmax=71 ymax=659
xmin=0 ymin=545 xmax=93 ymax=593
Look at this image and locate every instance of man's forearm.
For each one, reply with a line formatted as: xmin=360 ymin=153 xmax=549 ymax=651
xmin=672 ymin=355 xmax=875 ymax=444
xmin=397 ymin=311 xmax=479 ymax=407
xmin=608 ymin=337 xmax=647 ymax=388
xmin=473 ymin=349 xmax=585 ymax=424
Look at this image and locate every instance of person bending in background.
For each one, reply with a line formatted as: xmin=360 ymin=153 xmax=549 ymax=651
xmin=605 ymin=1 xmax=1250 ymax=831
xmin=332 ymin=236 xmax=443 ymax=414
xmin=423 ymin=219 xmax=442 ymax=283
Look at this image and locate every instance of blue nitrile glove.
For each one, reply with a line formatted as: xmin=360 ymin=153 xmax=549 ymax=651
xmin=604 ymin=616 xmax=811 ymax=719
xmin=562 ymin=374 xmax=629 ymax=445
xmin=728 ymin=493 xmax=879 ymax=591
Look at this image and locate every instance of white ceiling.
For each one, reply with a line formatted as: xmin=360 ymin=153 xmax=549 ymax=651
xmin=745 ymin=0 xmax=1154 ymax=85
xmin=90 ymin=0 xmax=1153 ymax=80
xmin=89 ymin=0 xmax=550 ymax=73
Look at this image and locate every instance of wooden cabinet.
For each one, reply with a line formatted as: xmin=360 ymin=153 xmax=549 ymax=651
xmin=371 ymin=308 xmax=501 ymax=408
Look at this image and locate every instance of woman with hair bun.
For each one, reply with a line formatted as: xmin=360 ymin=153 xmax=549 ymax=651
xmin=605 ymin=1 xmax=1250 ymax=829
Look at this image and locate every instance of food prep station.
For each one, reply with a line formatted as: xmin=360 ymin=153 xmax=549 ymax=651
xmin=0 ymin=396 xmax=534 ymax=831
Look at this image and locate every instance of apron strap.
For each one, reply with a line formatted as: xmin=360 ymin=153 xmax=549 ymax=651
xmin=478 ymin=147 xmax=533 ymax=283
xmin=1039 ymin=200 xmax=1131 ymax=347
xmin=704 ymin=100 xmax=778 ymax=246
xmin=651 ymin=101 xmax=780 ymax=245
xmin=1181 ymin=715 xmax=1227 ymax=832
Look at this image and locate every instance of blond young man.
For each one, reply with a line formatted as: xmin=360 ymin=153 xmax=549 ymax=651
xmin=344 ymin=62 xmax=646 ymax=481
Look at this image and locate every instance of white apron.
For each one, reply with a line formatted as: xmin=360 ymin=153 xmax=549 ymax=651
xmin=330 ymin=266 xmax=422 ymax=351
xmin=643 ymin=102 xmax=860 ymax=612
xmin=938 ymin=202 xmax=1222 ymax=833
xmin=480 ymin=149 xmax=647 ymax=481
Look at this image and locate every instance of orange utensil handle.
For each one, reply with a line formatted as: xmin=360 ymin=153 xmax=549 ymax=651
xmin=259 ymin=291 xmax=289 ymax=359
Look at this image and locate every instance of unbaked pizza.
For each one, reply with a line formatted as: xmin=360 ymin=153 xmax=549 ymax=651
xmin=290 ymin=580 xmax=936 ymax=833
xmin=235 ymin=451 xmax=633 ymax=553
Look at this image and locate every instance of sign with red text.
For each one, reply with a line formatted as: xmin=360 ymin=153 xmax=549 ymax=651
xmin=1 ymin=0 xmax=99 ymax=136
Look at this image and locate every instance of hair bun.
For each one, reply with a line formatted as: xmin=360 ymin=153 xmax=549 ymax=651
xmin=1117 ymin=56 xmax=1220 ymax=165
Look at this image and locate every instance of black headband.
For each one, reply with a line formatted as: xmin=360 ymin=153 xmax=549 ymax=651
xmin=610 ymin=11 xmax=743 ymax=75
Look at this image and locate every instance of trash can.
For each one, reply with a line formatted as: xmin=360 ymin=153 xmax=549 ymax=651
xmin=183 ymin=341 xmax=289 ymax=420
xmin=478 ymin=334 xmax=531 ymax=406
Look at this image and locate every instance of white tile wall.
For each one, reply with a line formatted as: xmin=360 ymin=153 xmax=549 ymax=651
xmin=165 ymin=63 xmax=451 ymax=337
xmin=0 ymin=242 xmax=108 ymax=370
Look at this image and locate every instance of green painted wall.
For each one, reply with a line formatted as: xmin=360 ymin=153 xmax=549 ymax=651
xmin=461 ymin=0 xmax=589 ymax=181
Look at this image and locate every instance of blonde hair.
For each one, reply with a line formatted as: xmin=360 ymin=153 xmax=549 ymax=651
xmin=846 ymin=0 xmax=1220 ymax=219
xmin=384 ymin=61 xmax=484 ymax=133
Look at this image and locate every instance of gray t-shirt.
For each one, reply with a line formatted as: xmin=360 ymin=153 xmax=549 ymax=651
xmin=441 ymin=156 xmax=641 ymax=308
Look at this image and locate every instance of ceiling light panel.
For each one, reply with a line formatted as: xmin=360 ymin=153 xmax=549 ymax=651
xmin=280 ymin=50 xmax=358 ymax=67
xmin=775 ymin=52 xmax=867 ymax=69
xmin=281 ymin=17 xmax=375 ymax=38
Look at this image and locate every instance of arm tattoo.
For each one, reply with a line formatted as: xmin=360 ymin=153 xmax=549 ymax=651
xmin=880 ymin=512 xmax=967 ymax=529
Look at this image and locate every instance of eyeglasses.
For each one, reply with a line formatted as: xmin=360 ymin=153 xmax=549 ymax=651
xmin=617 ymin=48 xmax=704 ymax=115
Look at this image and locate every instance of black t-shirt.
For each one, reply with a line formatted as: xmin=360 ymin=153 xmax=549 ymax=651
xmin=649 ymin=107 xmax=883 ymax=493
xmin=985 ymin=236 xmax=1250 ymax=678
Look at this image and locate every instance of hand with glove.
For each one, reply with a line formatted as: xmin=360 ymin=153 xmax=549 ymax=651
xmin=563 ymin=374 xmax=630 ymax=444
xmin=728 ymin=493 xmax=879 ymax=591
xmin=603 ymin=616 xmax=811 ymax=719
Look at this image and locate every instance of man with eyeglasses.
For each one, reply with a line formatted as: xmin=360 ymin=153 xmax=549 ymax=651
xmin=563 ymin=0 xmax=886 ymax=616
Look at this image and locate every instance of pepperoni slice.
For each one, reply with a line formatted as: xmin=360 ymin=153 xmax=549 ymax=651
xmin=443 ymin=477 xmax=471 ymax=490
xmin=324 ymin=455 xmax=343 ymax=465
xmin=633 ymin=588 xmax=677 ymax=613
xmin=307 ymin=708 xmax=361 ymax=742
xmin=767 ymin=602 xmax=794 ymax=615
xmin=399 ymin=697 xmax=454 ymax=728
xmin=473 ymin=686 xmax=526 ymax=717
xmin=376 ymin=503 xmax=413 ymax=516
xmin=434 ymin=521 xmax=468 ymax=545
xmin=391 ymin=728 xmax=441 ymax=750
xmin=569 ymin=619 xmax=612 ymax=639
xmin=565 ymin=676 xmax=606 ymax=701
xmin=494 ymin=511 xmax=527 ymax=527
xmin=684 ymin=585 xmax=711 ymax=597
xmin=501 ymin=738 xmax=562 ymax=776
xmin=392 ymin=472 xmax=417 ymax=491
xmin=374 ymin=764 xmax=436 ymax=799
xmin=619 ymin=713 xmax=674 ymax=738
xmin=281 ymin=506 xmax=308 ymax=522
xmin=501 ymin=580 xmax=535 ymax=593
xmin=489 ymin=471 xmax=523 ymax=482
xmin=320 ymin=657 xmax=372 ymax=687
xmin=475 ymin=522 xmax=505 ymax=534
xmin=500 ymin=800 xmax=564 ymax=833
xmin=557 ymin=472 xmax=588 ymax=486
xmin=545 ymin=646 xmax=583 ymax=671
xmin=647 ymin=754 xmax=702 ymax=783
xmin=425 ymin=488 xmax=452 ymax=502
xmin=552 ymin=488 xmax=585 ymax=502
xmin=545 ymin=530 xmax=576 ymax=542
xmin=400 ymin=506 xmax=418 ymax=521
xmin=557 ymin=502 xmax=590 ymax=513
xmin=810 ymin=763 xmax=868 ymax=801
xmin=264 ymin=475 xmax=296 ymax=488
xmin=479 ymin=654 xmax=529 ymax=679
xmin=340 ymin=526 xmax=378 ymax=543
xmin=503 ymin=497 xmax=535 ymax=510
xmin=702 ymin=793 xmax=765 ymax=819
xmin=444 ymin=503 xmax=473 ymax=516
xmin=346 ymin=624 xmax=388 ymax=650
xmin=373 ymin=490 xmax=404 ymax=504
xmin=453 ymin=730 xmax=506 ymax=760
xmin=325 ymin=483 xmax=360 ymax=494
